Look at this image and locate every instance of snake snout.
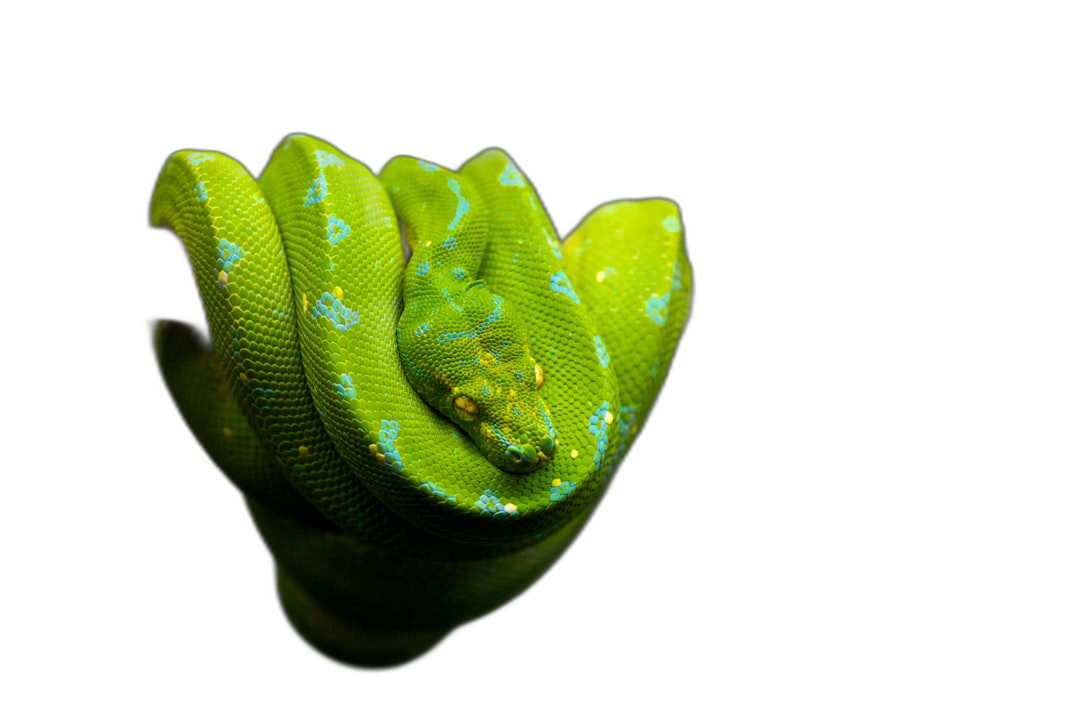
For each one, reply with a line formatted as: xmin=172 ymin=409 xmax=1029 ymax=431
xmin=504 ymin=436 xmax=557 ymax=473
xmin=505 ymin=444 xmax=537 ymax=466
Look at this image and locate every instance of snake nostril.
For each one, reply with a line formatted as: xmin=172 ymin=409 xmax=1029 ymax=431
xmin=506 ymin=446 xmax=524 ymax=463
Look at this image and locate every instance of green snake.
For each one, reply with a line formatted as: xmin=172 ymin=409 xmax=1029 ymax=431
xmin=151 ymin=134 xmax=691 ymax=665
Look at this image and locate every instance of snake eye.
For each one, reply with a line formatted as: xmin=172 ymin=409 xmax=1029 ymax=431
xmin=534 ymin=362 xmax=545 ymax=389
xmin=453 ymin=395 xmax=479 ymax=421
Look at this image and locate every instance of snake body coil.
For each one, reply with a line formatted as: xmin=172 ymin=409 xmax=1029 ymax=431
xmin=151 ymin=135 xmax=691 ymax=665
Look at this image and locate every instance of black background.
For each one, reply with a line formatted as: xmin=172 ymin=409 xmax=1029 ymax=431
xmin=84 ymin=102 xmax=768 ymax=699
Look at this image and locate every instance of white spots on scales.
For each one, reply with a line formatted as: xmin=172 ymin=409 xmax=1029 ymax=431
xmin=595 ymin=266 xmax=617 ymax=283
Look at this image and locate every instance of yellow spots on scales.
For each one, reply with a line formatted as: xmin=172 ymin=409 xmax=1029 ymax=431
xmin=298 ymin=446 xmax=310 ymax=458
xmin=570 ymin=449 xmax=579 ymax=459
xmin=604 ymin=410 xmax=614 ymax=425
xmin=222 ymin=426 xmax=234 ymax=438
xmin=333 ymin=286 xmax=344 ymax=300
xmin=368 ymin=443 xmax=387 ymax=465
xmin=503 ymin=503 xmax=517 ymax=514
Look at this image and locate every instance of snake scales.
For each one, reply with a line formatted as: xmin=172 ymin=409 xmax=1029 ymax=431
xmin=151 ymin=134 xmax=691 ymax=665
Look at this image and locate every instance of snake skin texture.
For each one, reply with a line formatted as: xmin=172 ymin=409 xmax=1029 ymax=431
xmin=150 ymin=134 xmax=691 ymax=665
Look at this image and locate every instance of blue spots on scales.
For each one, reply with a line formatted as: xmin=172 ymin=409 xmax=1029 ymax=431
xmin=618 ymin=404 xmax=637 ymax=439
xmin=487 ymin=421 xmax=513 ymax=451
xmin=588 ymin=401 xmax=612 ymax=472
xmin=194 ymin=181 xmax=208 ymax=203
xmin=413 ymin=323 xmax=431 ymax=336
xmin=371 ymin=419 xmax=405 ymax=472
xmin=416 ymin=261 xmax=430 ymax=276
xmin=550 ymin=478 xmax=576 ymax=503
xmin=418 ymin=160 xmax=439 ymax=172
xmin=537 ymin=396 xmax=555 ymax=439
xmin=187 ymin=152 xmax=214 ymax=166
xmin=476 ymin=489 xmax=518 ymax=516
xmin=446 ymin=178 xmax=469 ymax=231
xmin=251 ymin=387 xmax=277 ymax=412
xmin=420 ymin=481 xmax=455 ymax=504
xmin=593 ymin=335 xmax=610 ymax=369
xmin=216 ymin=239 xmax=246 ymax=288
xmin=438 ymin=295 xmax=505 ymax=343
xmin=441 ymin=287 xmax=464 ymax=313
xmin=311 ymin=291 xmax=360 ymax=331
xmin=452 ymin=267 xmax=467 ymax=280
xmin=334 ymin=373 xmax=357 ymax=399
xmin=229 ymin=326 xmax=241 ymax=358
xmin=443 ymin=236 xmax=457 ymax=250
xmin=549 ymin=271 xmax=580 ymax=304
xmin=315 ymin=149 xmax=344 ymax=169
xmin=304 ymin=172 xmax=327 ymax=206
xmin=218 ymin=239 xmax=245 ymax=272
xmin=610 ymin=404 xmax=638 ymax=465
xmin=499 ymin=161 xmax=525 ymax=187
xmin=645 ymin=292 xmax=670 ymax=325
xmin=662 ymin=215 xmax=681 ymax=233
xmin=326 ymin=215 xmax=350 ymax=245
xmin=540 ymin=229 xmax=565 ymax=260
xmin=645 ymin=260 xmax=683 ymax=325
xmin=399 ymin=349 xmax=433 ymax=383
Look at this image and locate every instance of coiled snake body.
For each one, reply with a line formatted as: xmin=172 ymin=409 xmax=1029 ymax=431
xmin=151 ymin=135 xmax=691 ymax=665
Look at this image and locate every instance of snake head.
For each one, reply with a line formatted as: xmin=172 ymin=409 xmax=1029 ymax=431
xmin=397 ymin=285 xmax=557 ymax=473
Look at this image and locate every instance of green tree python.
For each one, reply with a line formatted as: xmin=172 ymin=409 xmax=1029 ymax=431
xmin=150 ymin=134 xmax=692 ymax=666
